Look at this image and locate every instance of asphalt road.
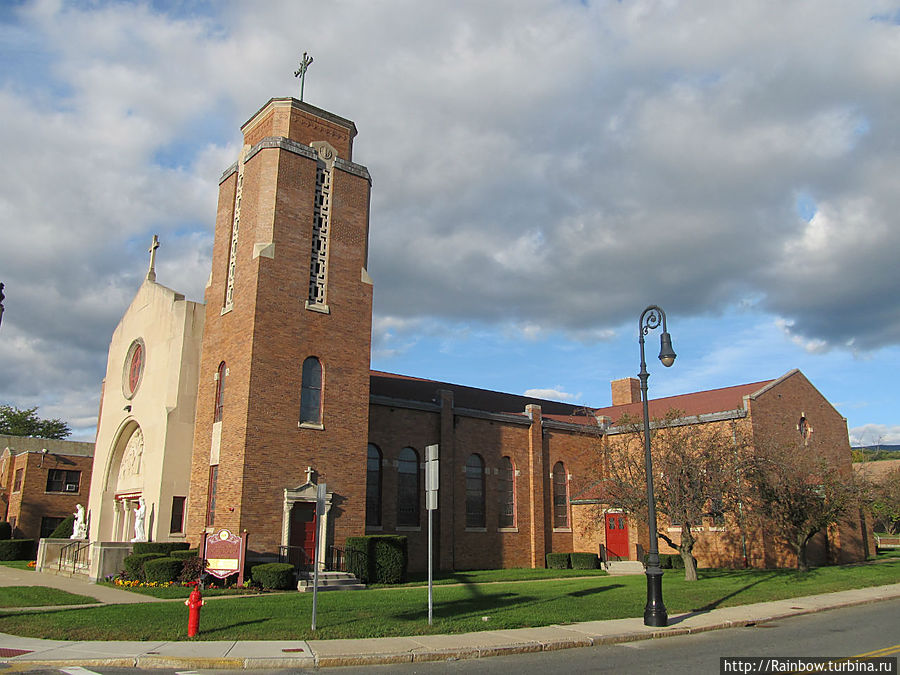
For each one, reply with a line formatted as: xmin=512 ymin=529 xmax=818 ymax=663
xmin=3 ymin=599 xmax=898 ymax=674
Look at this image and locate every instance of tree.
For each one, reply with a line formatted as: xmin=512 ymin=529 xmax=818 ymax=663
xmin=602 ymin=411 xmax=747 ymax=581
xmin=868 ymin=467 xmax=900 ymax=535
xmin=746 ymin=441 xmax=861 ymax=572
xmin=0 ymin=404 xmax=71 ymax=440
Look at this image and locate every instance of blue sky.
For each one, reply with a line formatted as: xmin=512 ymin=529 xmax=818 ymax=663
xmin=0 ymin=0 xmax=898 ymax=446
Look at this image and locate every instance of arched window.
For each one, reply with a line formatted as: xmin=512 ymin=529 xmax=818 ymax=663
xmin=214 ymin=361 xmax=226 ymax=422
xmin=300 ymin=357 xmax=322 ymax=425
xmin=499 ymin=456 xmax=515 ymax=529
xmin=366 ymin=444 xmax=382 ymax=527
xmin=397 ymin=447 xmax=419 ymax=526
xmin=465 ymin=454 xmax=485 ymax=529
xmin=552 ymin=461 xmax=569 ymax=529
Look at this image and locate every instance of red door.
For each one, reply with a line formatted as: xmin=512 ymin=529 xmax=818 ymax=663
xmin=289 ymin=502 xmax=317 ymax=569
xmin=605 ymin=513 xmax=629 ymax=560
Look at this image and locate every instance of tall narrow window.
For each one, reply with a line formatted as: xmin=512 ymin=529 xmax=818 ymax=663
xmin=366 ymin=444 xmax=382 ymax=527
xmin=552 ymin=461 xmax=569 ymax=529
xmin=307 ymin=144 xmax=334 ymax=308
xmin=465 ymin=454 xmax=486 ymax=529
xmin=223 ymin=147 xmax=247 ymax=312
xmin=13 ymin=468 xmax=23 ymax=492
xmin=300 ymin=357 xmax=323 ymax=425
xmin=397 ymin=447 xmax=420 ymax=527
xmin=499 ymin=456 xmax=515 ymax=529
xmin=170 ymin=496 xmax=186 ymax=534
xmin=214 ymin=361 xmax=226 ymax=422
xmin=206 ymin=465 xmax=218 ymax=528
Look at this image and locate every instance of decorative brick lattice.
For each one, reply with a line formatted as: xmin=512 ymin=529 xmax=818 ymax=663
xmin=308 ymin=143 xmax=335 ymax=307
xmin=224 ymin=147 xmax=248 ymax=312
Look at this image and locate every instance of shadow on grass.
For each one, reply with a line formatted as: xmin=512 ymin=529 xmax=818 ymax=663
xmin=197 ymin=618 xmax=271 ymax=636
xmin=567 ymin=584 xmax=624 ymax=598
xmin=667 ymin=572 xmax=782 ymax=626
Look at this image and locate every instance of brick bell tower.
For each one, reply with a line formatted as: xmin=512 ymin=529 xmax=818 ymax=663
xmin=186 ymin=98 xmax=373 ymax=564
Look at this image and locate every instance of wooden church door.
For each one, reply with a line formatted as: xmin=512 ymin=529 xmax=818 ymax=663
xmin=605 ymin=513 xmax=629 ymax=560
xmin=289 ymin=502 xmax=317 ymax=570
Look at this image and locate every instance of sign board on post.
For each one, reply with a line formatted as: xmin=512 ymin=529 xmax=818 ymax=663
xmin=425 ymin=444 xmax=439 ymax=511
xmin=202 ymin=528 xmax=248 ymax=585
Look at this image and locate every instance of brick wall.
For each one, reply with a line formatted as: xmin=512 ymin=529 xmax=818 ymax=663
xmin=2 ymin=450 xmax=93 ymax=541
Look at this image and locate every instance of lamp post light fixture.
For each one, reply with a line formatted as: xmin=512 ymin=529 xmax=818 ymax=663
xmin=638 ymin=304 xmax=676 ymax=627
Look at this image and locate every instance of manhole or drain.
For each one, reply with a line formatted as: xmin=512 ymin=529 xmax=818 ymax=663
xmin=0 ymin=648 xmax=33 ymax=657
xmin=282 ymin=648 xmax=306 ymax=653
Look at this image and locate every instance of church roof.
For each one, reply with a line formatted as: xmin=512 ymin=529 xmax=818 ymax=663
xmin=369 ymin=370 xmax=777 ymax=424
xmin=589 ymin=379 xmax=775 ymax=425
xmin=369 ymin=371 xmax=579 ymax=415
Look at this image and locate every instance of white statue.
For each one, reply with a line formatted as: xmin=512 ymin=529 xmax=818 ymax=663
xmin=131 ymin=497 xmax=147 ymax=542
xmin=70 ymin=504 xmax=87 ymax=540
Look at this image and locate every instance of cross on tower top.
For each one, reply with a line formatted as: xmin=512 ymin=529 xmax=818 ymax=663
xmin=294 ymin=51 xmax=314 ymax=102
xmin=147 ymin=234 xmax=160 ymax=282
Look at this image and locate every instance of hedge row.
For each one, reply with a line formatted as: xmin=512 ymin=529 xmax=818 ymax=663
xmin=251 ymin=563 xmax=295 ymax=590
xmin=545 ymin=552 xmax=601 ymax=569
xmin=132 ymin=542 xmax=190 ymax=556
xmin=0 ymin=539 xmax=35 ymax=560
xmin=345 ymin=535 xmax=408 ymax=584
xmin=144 ymin=557 xmax=183 ymax=584
xmin=49 ymin=515 xmax=76 ymax=539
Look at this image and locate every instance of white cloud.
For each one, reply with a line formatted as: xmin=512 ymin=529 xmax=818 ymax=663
xmin=1 ymin=0 xmax=899 ymax=435
xmin=524 ymin=387 xmax=582 ymax=403
xmin=849 ymin=424 xmax=900 ymax=447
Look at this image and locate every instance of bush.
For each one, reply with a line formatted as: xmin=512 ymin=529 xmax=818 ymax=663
xmin=0 ymin=539 xmax=35 ymax=560
xmin=570 ymin=552 xmax=600 ymax=570
xmin=251 ymin=562 xmax=295 ymax=590
xmin=346 ymin=535 xmax=408 ymax=584
xmin=0 ymin=521 xmax=12 ymax=540
xmin=178 ymin=555 xmax=206 ymax=583
xmin=144 ymin=557 xmax=183 ymax=584
xmin=123 ymin=552 xmax=166 ymax=580
xmin=170 ymin=548 xmax=200 ymax=561
xmin=546 ymin=552 xmax=570 ymax=569
xmin=49 ymin=515 xmax=76 ymax=539
xmin=132 ymin=542 xmax=190 ymax=556
xmin=346 ymin=537 xmax=369 ymax=581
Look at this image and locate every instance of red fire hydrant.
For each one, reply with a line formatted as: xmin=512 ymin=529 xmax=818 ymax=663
xmin=185 ymin=587 xmax=204 ymax=637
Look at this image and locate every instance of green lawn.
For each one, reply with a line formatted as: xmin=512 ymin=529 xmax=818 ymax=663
xmin=376 ymin=567 xmax=608 ymax=588
xmin=96 ymin=582 xmax=267 ymax=599
xmin=0 ymin=586 xmax=98 ymax=608
xmin=1 ymin=559 xmax=898 ymax=641
xmin=0 ymin=560 xmax=36 ymax=571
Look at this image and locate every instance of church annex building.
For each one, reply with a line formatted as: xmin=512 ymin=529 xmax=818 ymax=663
xmin=67 ymin=96 xmax=866 ymax=581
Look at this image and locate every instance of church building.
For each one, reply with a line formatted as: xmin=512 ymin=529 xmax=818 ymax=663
xmin=72 ymin=95 xmax=867 ymax=582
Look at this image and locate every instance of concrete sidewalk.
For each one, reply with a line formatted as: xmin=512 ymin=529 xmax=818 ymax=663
xmin=1 ymin=568 xmax=899 ymax=669
xmin=0 ymin=564 xmax=167 ymax=605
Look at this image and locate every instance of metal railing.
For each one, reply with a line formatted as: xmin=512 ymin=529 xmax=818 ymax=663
xmin=278 ymin=545 xmax=349 ymax=575
xmin=57 ymin=540 xmax=91 ymax=575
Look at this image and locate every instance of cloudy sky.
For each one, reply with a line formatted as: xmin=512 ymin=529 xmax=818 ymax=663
xmin=1 ymin=0 xmax=898 ymax=446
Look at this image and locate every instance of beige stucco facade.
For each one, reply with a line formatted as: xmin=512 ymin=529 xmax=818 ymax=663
xmin=88 ymin=278 xmax=204 ymax=551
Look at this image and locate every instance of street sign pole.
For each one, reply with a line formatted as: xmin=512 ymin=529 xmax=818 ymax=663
xmin=311 ymin=482 xmax=326 ymax=631
xmin=425 ymin=444 xmax=439 ymax=625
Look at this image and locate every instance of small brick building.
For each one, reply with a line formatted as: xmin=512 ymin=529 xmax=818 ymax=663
xmin=82 ymin=95 xmax=867 ymax=575
xmin=1 ymin=435 xmax=94 ymax=541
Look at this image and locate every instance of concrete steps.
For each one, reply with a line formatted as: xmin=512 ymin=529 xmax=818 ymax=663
xmin=604 ymin=560 xmax=645 ymax=575
xmin=296 ymin=571 xmax=366 ymax=592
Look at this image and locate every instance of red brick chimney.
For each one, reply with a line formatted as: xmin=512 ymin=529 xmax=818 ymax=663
xmin=611 ymin=377 xmax=641 ymax=406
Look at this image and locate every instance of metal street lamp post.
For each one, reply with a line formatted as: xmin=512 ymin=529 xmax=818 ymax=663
xmin=638 ymin=304 xmax=676 ymax=627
